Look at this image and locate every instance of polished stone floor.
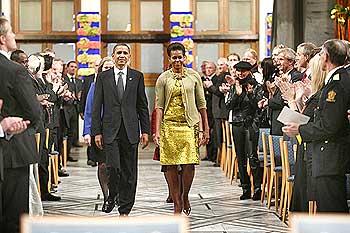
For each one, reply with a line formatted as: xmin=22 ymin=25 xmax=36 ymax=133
xmin=42 ymin=145 xmax=288 ymax=233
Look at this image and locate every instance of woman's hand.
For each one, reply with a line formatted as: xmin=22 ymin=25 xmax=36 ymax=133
xmin=235 ymin=80 xmax=242 ymax=96
xmin=153 ymin=132 xmax=160 ymax=147
xmin=84 ymin=134 xmax=91 ymax=146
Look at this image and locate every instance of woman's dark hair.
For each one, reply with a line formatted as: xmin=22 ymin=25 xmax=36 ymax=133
xmin=260 ymin=57 xmax=275 ymax=82
xmin=42 ymin=54 xmax=54 ymax=71
xmin=167 ymin=42 xmax=186 ymax=56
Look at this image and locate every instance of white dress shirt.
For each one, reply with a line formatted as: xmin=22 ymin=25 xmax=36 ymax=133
xmin=114 ymin=66 xmax=127 ymax=90
xmin=325 ymin=66 xmax=342 ymax=85
xmin=0 ymin=124 xmax=4 ymax=138
xmin=0 ymin=50 xmax=10 ymax=60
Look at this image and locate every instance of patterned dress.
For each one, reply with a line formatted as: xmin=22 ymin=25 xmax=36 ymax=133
xmin=160 ymin=78 xmax=199 ymax=165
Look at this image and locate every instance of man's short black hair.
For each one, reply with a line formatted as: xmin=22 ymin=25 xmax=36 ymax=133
xmin=167 ymin=42 xmax=186 ymax=57
xmin=112 ymin=43 xmax=131 ymax=54
xmin=67 ymin=60 xmax=77 ymax=67
xmin=10 ymin=49 xmax=26 ymax=62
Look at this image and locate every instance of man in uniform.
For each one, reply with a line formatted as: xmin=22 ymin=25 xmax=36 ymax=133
xmin=283 ymin=39 xmax=350 ymax=212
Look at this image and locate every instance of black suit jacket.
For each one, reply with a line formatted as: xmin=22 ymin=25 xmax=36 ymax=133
xmin=268 ymin=68 xmax=302 ymax=135
xmin=0 ymin=53 xmax=41 ymax=169
xmin=300 ymin=67 xmax=350 ymax=177
xmin=208 ymin=72 xmax=229 ymax=119
xmin=91 ymin=67 xmax=150 ymax=144
xmin=62 ymin=75 xmax=83 ymax=127
xmin=80 ymin=74 xmax=95 ymax=115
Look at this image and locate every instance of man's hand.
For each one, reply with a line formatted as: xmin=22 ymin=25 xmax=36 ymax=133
xmin=95 ymin=134 xmax=103 ymax=150
xmin=203 ymin=80 xmax=213 ymax=88
xmin=1 ymin=117 xmax=30 ymax=135
xmin=282 ymin=122 xmax=300 ymax=137
xmin=84 ymin=134 xmax=91 ymax=146
xmin=199 ymin=129 xmax=210 ymax=146
xmin=140 ymin=133 xmax=149 ymax=149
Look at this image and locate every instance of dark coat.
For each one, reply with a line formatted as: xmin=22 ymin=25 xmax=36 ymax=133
xmin=80 ymin=74 xmax=95 ymax=115
xmin=91 ymin=67 xmax=150 ymax=144
xmin=208 ymin=72 xmax=229 ymax=119
xmin=300 ymin=67 xmax=350 ymax=177
xmin=0 ymin=53 xmax=41 ymax=169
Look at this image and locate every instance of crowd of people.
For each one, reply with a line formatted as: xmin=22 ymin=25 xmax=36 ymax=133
xmin=1 ymin=13 xmax=350 ymax=233
xmin=199 ymin=40 xmax=350 ymax=214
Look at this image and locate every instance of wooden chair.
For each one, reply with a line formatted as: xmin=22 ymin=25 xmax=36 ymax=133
xmin=62 ymin=136 xmax=68 ymax=169
xmin=34 ymin=133 xmax=41 ymax=195
xmin=228 ymin=123 xmax=239 ymax=184
xmin=220 ymin=120 xmax=227 ymax=172
xmin=260 ymin=130 xmax=271 ymax=203
xmin=224 ymin=121 xmax=233 ymax=178
xmin=282 ymin=141 xmax=296 ymax=222
xmin=267 ymin=135 xmax=283 ymax=213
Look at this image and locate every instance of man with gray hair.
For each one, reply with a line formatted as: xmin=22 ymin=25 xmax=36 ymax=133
xmin=283 ymin=39 xmax=350 ymax=212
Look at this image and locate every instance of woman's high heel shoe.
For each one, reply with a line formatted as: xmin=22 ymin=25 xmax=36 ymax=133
xmin=183 ymin=207 xmax=191 ymax=216
xmin=166 ymin=195 xmax=173 ymax=203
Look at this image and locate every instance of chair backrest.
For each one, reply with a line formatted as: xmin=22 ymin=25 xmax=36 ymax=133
xmin=283 ymin=141 xmax=296 ymax=177
xmin=224 ymin=121 xmax=231 ymax=146
xmin=268 ymin=135 xmax=283 ymax=168
xmin=259 ymin=128 xmax=270 ymax=152
xmin=221 ymin=120 xmax=226 ymax=144
xmin=261 ymin=132 xmax=269 ymax=166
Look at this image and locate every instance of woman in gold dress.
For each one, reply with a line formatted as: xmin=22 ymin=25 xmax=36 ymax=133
xmin=154 ymin=42 xmax=210 ymax=215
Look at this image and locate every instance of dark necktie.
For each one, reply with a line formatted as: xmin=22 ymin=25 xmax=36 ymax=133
xmin=117 ymin=71 xmax=124 ymax=100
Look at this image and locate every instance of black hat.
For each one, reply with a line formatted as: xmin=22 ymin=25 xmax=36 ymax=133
xmin=233 ymin=61 xmax=253 ymax=71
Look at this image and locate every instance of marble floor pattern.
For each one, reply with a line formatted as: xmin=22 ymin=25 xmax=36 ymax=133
xmin=43 ymin=146 xmax=288 ymax=233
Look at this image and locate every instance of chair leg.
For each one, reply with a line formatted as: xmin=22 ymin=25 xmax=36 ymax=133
xmin=47 ymin=157 xmax=52 ymax=193
xmin=275 ymin=174 xmax=280 ymax=213
xmin=63 ymin=138 xmax=68 ymax=170
xmin=282 ymin=183 xmax=288 ymax=222
xmin=267 ymin=173 xmax=275 ymax=209
xmin=261 ymin=166 xmax=267 ymax=203
xmin=279 ymin=174 xmax=286 ymax=217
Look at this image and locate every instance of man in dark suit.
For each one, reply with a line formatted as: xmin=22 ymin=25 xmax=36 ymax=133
xmin=0 ymin=17 xmax=42 ymax=233
xmin=92 ymin=43 xmax=150 ymax=216
xmin=203 ymin=58 xmax=229 ymax=165
xmin=283 ymin=39 xmax=350 ymax=212
xmin=201 ymin=61 xmax=217 ymax=162
xmin=62 ymin=61 xmax=83 ymax=160
xmin=268 ymin=47 xmax=302 ymax=136
xmin=0 ymin=99 xmax=32 ymax=231
xmin=80 ymin=58 xmax=101 ymax=166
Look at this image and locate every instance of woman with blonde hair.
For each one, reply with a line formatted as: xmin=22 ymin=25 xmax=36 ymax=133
xmin=288 ymin=52 xmax=327 ymax=212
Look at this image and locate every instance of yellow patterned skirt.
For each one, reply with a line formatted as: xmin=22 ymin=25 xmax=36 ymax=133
xmin=159 ymin=121 xmax=199 ymax=165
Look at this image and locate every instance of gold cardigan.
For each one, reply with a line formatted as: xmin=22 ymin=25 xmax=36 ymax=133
xmin=155 ymin=68 xmax=206 ymax=127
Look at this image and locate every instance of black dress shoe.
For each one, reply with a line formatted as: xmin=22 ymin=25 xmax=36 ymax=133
xmin=67 ymin=156 xmax=78 ymax=162
xmin=102 ymin=200 xmax=107 ymax=212
xmin=240 ymin=191 xmax=251 ymax=200
xmin=119 ymin=213 xmax=128 ymax=217
xmin=87 ymin=160 xmax=97 ymax=167
xmin=42 ymin=193 xmax=61 ymax=201
xmin=58 ymin=169 xmax=69 ymax=177
xmin=252 ymin=190 xmax=262 ymax=201
xmin=103 ymin=198 xmax=115 ymax=213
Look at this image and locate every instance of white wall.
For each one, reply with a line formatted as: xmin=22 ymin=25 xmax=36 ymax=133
xmin=80 ymin=0 xmax=100 ymax=12
xmin=259 ymin=0 xmax=274 ymax=59
xmin=171 ymin=0 xmax=190 ymax=11
xmin=1 ymin=0 xmax=11 ymax=19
